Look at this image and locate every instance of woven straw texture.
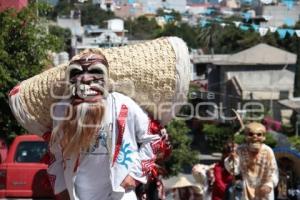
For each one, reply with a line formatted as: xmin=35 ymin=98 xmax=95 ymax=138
xmin=10 ymin=37 xmax=190 ymax=134
xmin=18 ymin=64 xmax=68 ymax=130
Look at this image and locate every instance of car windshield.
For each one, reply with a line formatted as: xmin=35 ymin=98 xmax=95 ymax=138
xmin=15 ymin=141 xmax=48 ymax=163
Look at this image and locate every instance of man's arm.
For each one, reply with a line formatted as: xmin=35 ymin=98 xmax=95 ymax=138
xmin=121 ymin=97 xmax=171 ymax=189
xmin=224 ymin=150 xmax=240 ymax=176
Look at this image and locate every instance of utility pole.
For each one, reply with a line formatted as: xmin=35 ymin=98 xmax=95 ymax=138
xmin=209 ymin=22 xmax=215 ymax=56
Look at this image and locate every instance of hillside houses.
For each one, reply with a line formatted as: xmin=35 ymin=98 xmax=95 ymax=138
xmin=191 ymin=43 xmax=297 ymax=123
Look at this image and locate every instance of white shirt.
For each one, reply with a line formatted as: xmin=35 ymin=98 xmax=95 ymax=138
xmin=74 ymin=125 xmax=112 ymax=200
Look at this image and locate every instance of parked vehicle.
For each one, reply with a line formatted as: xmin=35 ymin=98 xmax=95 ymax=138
xmin=0 ymin=134 xmax=54 ymax=198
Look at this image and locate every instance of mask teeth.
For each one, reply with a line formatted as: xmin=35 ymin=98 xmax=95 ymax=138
xmin=81 ymin=92 xmax=87 ymax=98
xmin=72 ymin=86 xmax=76 ymax=96
xmin=80 ymin=84 xmax=86 ymax=91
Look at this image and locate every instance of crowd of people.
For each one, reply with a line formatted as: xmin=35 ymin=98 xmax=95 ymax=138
xmin=145 ymin=122 xmax=280 ymax=200
xmin=188 ymin=122 xmax=279 ymax=200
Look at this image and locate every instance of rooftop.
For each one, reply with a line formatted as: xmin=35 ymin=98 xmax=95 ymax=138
xmin=192 ymin=43 xmax=297 ymax=65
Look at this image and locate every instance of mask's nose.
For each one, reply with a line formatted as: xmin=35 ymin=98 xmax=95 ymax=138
xmin=78 ymin=74 xmax=93 ymax=84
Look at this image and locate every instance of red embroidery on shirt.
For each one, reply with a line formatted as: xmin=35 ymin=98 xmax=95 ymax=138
xmin=9 ymin=84 xmax=20 ymax=96
xmin=141 ymin=159 xmax=158 ymax=179
xmin=112 ymin=104 xmax=128 ymax=166
xmin=150 ymin=140 xmax=162 ymax=154
xmin=150 ymin=137 xmax=172 ymax=160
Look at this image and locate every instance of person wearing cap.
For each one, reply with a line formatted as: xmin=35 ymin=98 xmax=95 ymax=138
xmin=46 ymin=50 xmax=171 ymax=200
xmin=224 ymin=122 xmax=279 ymax=200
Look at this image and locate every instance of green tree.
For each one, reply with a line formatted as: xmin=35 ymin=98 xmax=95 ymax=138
xmin=202 ymin=123 xmax=234 ymax=152
xmin=0 ymin=4 xmax=63 ymax=142
xmin=156 ymin=22 xmax=200 ymax=48
xmin=164 ymin=119 xmax=199 ymax=176
xmin=125 ymin=16 xmax=161 ymax=40
xmin=212 ymin=25 xmax=260 ymax=54
xmin=52 ymin=0 xmax=115 ymax=27
xmin=197 ymin=22 xmax=221 ymax=54
xmin=80 ymin=2 xmax=115 ymax=27
xmin=48 ymin=25 xmax=72 ymax=52
xmin=52 ymin=0 xmax=75 ymax=18
xmin=287 ymin=20 xmax=300 ymax=97
xmin=288 ymin=136 xmax=300 ymax=151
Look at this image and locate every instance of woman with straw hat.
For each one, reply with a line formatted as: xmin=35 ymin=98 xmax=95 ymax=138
xmin=9 ymin=37 xmax=191 ymax=200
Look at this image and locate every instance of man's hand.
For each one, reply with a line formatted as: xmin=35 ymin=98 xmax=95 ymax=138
xmin=255 ymin=185 xmax=272 ymax=198
xmin=120 ymin=175 xmax=140 ymax=190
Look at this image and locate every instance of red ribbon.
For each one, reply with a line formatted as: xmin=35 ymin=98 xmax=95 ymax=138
xmin=148 ymin=119 xmax=162 ymax=134
xmin=112 ymin=104 xmax=128 ymax=166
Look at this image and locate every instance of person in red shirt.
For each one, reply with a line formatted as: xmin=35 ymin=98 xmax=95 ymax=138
xmin=212 ymin=142 xmax=236 ymax=200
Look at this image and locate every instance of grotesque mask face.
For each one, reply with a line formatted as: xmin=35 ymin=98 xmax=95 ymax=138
xmin=245 ymin=122 xmax=266 ymax=152
xmin=52 ymin=51 xmax=108 ymax=157
xmin=68 ymin=52 xmax=108 ymax=105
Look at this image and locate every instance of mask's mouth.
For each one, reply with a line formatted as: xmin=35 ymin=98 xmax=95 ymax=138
xmin=248 ymin=142 xmax=262 ymax=151
xmin=71 ymin=83 xmax=107 ymax=104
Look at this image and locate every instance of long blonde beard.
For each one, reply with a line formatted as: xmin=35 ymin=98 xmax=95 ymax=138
xmin=51 ymin=102 xmax=105 ymax=158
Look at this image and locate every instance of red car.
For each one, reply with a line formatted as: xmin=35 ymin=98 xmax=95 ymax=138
xmin=0 ymin=134 xmax=54 ymax=198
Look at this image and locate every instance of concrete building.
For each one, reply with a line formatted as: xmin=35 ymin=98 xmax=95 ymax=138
xmin=56 ymin=9 xmax=127 ymax=53
xmin=262 ymin=3 xmax=300 ymax=27
xmin=57 ymin=16 xmax=83 ymax=37
xmin=191 ymin=43 xmax=297 ymax=122
xmin=279 ymin=98 xmax=300 ymax=133
xmin=76 ymin=18 xmax=128 ymax=52
xmin=186 ymin=3 xmax=212 ymax=15
xmin=114 ymin=1 xmax=144 ymax=19
xmin=114 ymin=0 xmax=188 ymax=18
xmin=163 ymin=0 xmax=188 ymax=13
xmin=80 ymin=24 xmax=127 ymax=48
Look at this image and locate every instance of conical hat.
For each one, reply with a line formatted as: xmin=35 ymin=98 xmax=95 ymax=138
xmin=163 ymin=174 xmax=203 ymax=195
xmin=9 ymin=37 xmax=191 ymax=135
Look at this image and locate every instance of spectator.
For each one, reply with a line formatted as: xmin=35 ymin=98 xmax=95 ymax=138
xmin=225 ymin=122 xmax=279 ymax=200
xmin=212 ymin=141 xmax=236 ymax=200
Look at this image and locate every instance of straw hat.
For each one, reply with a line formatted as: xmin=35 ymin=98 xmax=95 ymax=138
xmin=163 ymin=174 xmax=203 ymax=195
xmin=9 ymin=37 xmax=191 ymax=135
xmin=165 ymin=176 xmax=196 ymax=188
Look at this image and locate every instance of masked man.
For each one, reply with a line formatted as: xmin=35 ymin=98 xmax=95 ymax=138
xmin=9 ymin=37 xmax=191 ymax=200
xmin=47 ymin=50 xmax=171 ymax=200
xmin=224 ymin=122 xmax=278 ymax=200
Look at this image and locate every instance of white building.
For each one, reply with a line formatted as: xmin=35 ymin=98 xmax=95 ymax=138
xmin=77 ymin=19 xmax=128 ymax=51
xmin=56 ymin=16 xmax=84 ymax=37
xmin=56 ymin=14 xmax=127 ymax=53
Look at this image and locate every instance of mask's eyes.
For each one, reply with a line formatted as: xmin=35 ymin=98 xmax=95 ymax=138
xmin=88 ymin=68 xmax=104 ymax=74
xmin=70 ymin=68 xmax=83 ymax=78
xmin=247 ymin=132 xmax=263 ymax=137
